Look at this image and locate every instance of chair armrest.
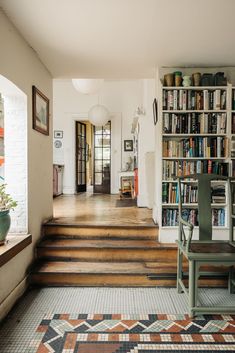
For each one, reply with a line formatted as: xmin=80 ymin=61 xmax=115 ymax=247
xmin=179 ymin=217 xmax=194 ymax=230
xmin=231 ymin=215 xmax=235 ymax=219
xmin=178 ymin=217 xmax=194 ymax=252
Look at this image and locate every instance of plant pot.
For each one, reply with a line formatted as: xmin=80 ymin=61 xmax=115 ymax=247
xmin=174 ymin=71 xmax=182 ymax=87
xmin=0 ymin=210 xmax=11 ymax=245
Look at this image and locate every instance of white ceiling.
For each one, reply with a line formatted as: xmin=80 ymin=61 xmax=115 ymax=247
xmin=0 ymin=0 xmax=235 ymax=78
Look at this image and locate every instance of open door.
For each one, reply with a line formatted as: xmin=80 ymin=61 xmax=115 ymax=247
xmin=93 ymin=121 xmax=111 ymax=194
xmin=75 ymin=122 xmax=87 ymax=192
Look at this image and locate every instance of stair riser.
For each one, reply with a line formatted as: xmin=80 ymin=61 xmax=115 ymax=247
xmin=43 ymin=226 xmax=158 ymax=239
xmin=31 ymin=273 xmax=227 ymax=287
xmin=37 ymin=248 xmax=177 ymax=262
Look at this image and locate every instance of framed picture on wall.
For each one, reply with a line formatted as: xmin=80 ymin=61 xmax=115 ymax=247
xmin=32 ymin=85 xmax=49 ymax=135
xmin=124 ymin=140 xmax=133 ymax=151
xmin=54 ymin=130 xmax=63 ymax=139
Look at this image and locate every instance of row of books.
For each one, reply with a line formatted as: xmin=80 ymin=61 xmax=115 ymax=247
xmin=232 ymin=114 xmax=235 ymax=134
xmin=163 ymin=89 xmax=227 ymax=111
xmin=232 ymin=90 xmax=235 ymax=110
xmin=232 ymin=160 xmax=235 ymax=177
xmin=162 ymin=182 xmax=226 ymax=204
xmin=163 ymin=137 xmax=227 ymax=158
xmin=162 ymin=208 xmax=225 ymax=227
xmin=162 ymin=89 xmax=226 ymax=111
xmin=162 ymin=160 xmax=228 ymax=180
xmin=163 ymin=113 xmax=227 ymax=134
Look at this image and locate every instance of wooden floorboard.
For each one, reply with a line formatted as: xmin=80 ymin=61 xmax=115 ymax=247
xmin=52 ymin=193 xmax=155 ymax=227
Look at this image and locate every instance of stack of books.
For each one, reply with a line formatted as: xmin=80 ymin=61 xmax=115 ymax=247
xmin=211 ymin=185 xmax=226 ymax=203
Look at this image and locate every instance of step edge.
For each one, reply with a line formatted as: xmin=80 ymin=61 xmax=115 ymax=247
xmin=44 ymin=223 xmax=158 ymax=229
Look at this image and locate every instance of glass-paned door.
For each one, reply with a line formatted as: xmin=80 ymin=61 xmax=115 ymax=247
xmin=76 ymin=122 xmax=87 ymax=192
xmin=94 ymin=121 xmax=111 ymax=193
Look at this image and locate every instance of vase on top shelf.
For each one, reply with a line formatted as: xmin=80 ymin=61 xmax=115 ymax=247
xmin=174 ymin=71 xmax=182 ymax=87
xmin=182 ymin=76 xmax=191 ymax=87
xmin=192 ymin=72 xmax=201 ymax=86
xmin=164 ymin=73 xmax=174 ymax=87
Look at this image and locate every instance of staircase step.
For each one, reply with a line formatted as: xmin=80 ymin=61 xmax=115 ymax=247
xmin=31 ymin=261 xmax=228 ymax=287
xmin=43 ymin=223 xmax=158 ymax=239
xmin=36 ymin=239 xmax=176 ymax=262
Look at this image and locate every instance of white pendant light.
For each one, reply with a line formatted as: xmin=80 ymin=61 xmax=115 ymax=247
xmin=72 ymin=79 xmax=104 ymax=95
xmin=88 ymin=104 xmax=110 ymax=126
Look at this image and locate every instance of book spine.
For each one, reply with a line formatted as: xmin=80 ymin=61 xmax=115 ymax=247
xmin=203 ymin=90 xmax=209 ymax=110
xmin=214 ymin=89 xmax=221 ymax=110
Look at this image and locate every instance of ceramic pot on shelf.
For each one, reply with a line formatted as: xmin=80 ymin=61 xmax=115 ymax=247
xmin=164 ymin=73 xmax=174 ymax=87
xmin=192 ymin=72 xmax=201 ymax=86
xmin=182 ymin=75 xmax=191 ymax=87
xmin=174 ymin=71 xmax=182 ymax=86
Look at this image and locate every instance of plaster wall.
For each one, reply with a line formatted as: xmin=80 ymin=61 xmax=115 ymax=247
xmin=0 ymin=9 xmax=53 ymax=319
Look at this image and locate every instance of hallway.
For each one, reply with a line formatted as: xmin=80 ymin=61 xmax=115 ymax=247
xmin=53 ymin=193 xmax=154 ymax=226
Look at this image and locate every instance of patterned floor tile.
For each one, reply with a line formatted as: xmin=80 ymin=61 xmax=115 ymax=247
xmin=26 ymin=314 xmax=235 ymax=352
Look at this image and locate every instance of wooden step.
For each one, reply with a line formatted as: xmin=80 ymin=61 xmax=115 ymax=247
xmin=31 ymin=261 xmax=228 ymax=287
xmin=36 ymin=239 xmax=176 ymax=262
xmin=43 ymin=223 xmax=158 ymax=239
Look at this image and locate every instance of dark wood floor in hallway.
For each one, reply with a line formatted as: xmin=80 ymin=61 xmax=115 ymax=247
xmin=53 ymin=192 xmax=155 ymax=226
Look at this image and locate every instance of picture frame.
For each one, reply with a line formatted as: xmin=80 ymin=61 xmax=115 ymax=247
xmin=32 ymin=85 xmax=49 ymax=135
xmin=153 ymin=98 xmax=158 ymax=125
xmin=124 ymin=140 xmax=133 ymax=152
xmin=54 ymin=130 xmax=63 ymax=139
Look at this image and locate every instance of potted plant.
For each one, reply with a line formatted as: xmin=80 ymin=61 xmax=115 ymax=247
xmin=0 ymin=184 xmax=17 ymax=245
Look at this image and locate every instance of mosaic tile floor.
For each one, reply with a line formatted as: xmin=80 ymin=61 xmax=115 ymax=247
xmin=28 ymin=313 xmax=235 ymax=352
xmin=0 ymin=287 xmax=234 ymax=352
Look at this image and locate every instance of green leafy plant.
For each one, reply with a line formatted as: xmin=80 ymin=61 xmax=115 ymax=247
xmin=0 ymin=184 xmax=17 ymax=211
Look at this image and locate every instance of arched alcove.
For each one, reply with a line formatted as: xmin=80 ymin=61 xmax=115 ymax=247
xmin=0 ymin=75 xmax=27 ymax=233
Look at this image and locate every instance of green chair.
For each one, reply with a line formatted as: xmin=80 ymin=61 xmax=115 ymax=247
xmin=176 ymin=174 xmax=235 ymax=317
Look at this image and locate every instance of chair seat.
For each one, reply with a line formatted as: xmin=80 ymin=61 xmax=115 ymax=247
xmin=190 ymin=242 xmax=235 ymax=254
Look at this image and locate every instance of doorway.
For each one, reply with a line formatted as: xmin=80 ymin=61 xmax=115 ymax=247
xmin=93 ymin=121 xmax=111 ymax=194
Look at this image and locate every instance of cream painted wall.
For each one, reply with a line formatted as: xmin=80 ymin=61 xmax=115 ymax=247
xmin=0 ymin=9 xmax=53 ymax=318
xmin=53 ymin=79 xmax=155 ymax=203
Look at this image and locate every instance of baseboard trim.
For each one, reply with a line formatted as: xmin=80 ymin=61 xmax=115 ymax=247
xmin=0 ymin=276 xmax=28 ymax=322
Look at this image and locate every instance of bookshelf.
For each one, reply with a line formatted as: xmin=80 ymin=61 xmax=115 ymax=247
xmin=158 ymin=78 xmax=234 ymax=242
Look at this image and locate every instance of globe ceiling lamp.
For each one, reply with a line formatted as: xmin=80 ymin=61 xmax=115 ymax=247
xmin=88 ymin=104 xmax=110 ymax=126
xmin=72 ymin=79 xmax=104 ymax=95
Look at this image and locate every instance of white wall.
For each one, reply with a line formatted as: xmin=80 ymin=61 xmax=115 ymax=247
xmin=53 ymin=79 xmax=155 ymax=201
xmin=0 ymin=9 xmax=53 ymax=318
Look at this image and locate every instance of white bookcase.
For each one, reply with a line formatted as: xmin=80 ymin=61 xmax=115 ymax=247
xmin=156 ymin=69 xmax=235 ymax=243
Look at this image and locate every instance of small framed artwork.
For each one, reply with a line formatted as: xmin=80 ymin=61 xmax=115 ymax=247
xmin=153 ymin=98 xmax=158 ymax=125
xmin=124 ymin=140 xmax=133 ymax=152
xmin=54 ymin=130 xmax=63 ymax=139
xmin=32 ymin=86 xmax=49 ymax=135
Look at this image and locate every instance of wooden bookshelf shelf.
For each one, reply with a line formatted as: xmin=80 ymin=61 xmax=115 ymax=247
xmin=162 ymin=203 xmax=226 ymax=207
xmin=162 ymin=134 xmax=226 ymax=137
xmin=162 ymin=179 xmax=227 ymax=183
xmin=162 ymin=86 xmax=228 ymax=90
xmin=162 ymin=110 xmax=227 ymax=113
xmin=162 ymin=157 xmax=227 ymax=160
